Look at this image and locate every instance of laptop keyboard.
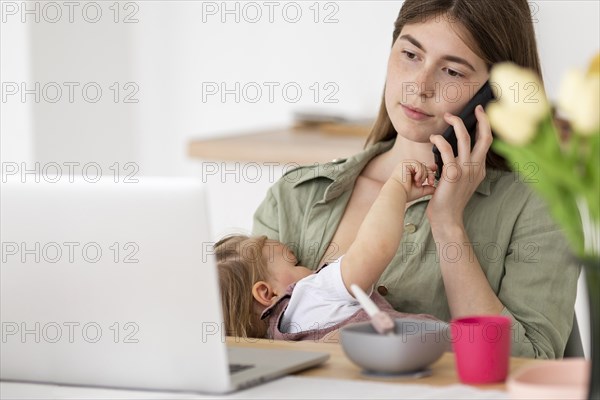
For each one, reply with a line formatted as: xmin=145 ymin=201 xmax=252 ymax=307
xmin=229 ymin=363 xmax=254 ymax=374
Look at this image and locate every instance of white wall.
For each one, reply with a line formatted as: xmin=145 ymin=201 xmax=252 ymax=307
xmin=28 ymin=6 xmax=138 ymax=168
xmin=536 ymin=1 xmax=600 ymax=98
xmin=1 ymin=8 xmax=33 ymax=164
xmin=130 ymin=1 xmax=401 ymax=177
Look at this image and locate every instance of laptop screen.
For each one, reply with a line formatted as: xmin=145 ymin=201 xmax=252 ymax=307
xmin=1 ymin=178 xmax=234 ymax=392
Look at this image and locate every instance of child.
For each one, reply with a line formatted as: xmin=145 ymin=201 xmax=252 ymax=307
xmin=215 ymin=161 xmax=438 ymax=340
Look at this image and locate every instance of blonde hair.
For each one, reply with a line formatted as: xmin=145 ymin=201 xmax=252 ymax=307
xmin=366 ymin=0 xmax=542 ymax=171
xmin=214 ymin=235 xmax=270 ymax=338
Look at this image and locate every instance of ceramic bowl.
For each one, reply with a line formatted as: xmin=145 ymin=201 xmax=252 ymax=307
xmin=339 ymin=318 xmax=449 ymax=375
xmin=507 ymin=358 xmax=590 ymax=399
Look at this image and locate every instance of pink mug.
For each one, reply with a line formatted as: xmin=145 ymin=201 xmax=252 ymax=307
xmin=450 ymin=315 xmax=511 ymax=384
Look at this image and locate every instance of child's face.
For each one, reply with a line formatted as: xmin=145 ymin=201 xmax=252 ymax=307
xmin=385 ymin=16 xmax=490 ymax=143
xmin=263 ymin=240 xmax=312 ymax=295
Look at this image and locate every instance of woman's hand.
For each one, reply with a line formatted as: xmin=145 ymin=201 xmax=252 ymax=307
xmin=426 ymin=105 xmax=493 ymax=232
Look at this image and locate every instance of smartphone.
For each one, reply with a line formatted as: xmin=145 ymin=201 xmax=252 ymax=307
xmin=432 ymin=81 xmax=495 ymax=180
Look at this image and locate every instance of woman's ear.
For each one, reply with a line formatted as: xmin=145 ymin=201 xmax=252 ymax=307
xmin=252 ymin=281 xmax=277 ymax=306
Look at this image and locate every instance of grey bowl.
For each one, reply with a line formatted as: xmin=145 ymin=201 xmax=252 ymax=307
xmin=340 ymin=318 xmax=450 ymax=375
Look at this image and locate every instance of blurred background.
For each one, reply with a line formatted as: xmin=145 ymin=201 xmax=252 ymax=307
xmin=2 ymin=0 xmax=599 ymax=356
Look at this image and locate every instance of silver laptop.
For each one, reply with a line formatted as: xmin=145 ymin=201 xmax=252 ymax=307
xmin=0 ymin=178 xmax=328 ymax=394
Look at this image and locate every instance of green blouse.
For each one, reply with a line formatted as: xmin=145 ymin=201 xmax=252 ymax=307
xmin=252 ymin=139 xmax=580 ymax=358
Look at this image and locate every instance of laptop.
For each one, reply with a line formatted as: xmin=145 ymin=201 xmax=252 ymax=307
xmin=0 ymin=178 xmax=329 ymax=394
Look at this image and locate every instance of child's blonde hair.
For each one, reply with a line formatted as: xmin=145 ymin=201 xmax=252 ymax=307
xmin=214 ymin=234 xmax=270 ymax=338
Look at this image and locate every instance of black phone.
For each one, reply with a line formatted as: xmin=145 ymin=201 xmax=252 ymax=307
xmin=432 ymin=81 xmax=495 ymax=180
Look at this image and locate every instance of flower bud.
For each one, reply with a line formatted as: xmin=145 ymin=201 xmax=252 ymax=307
xmin=488 ymin=63 xmax=550 ymax=146
xmin=490 ymin=62 xmax=549 ymax=123
xmin=557 ymin=69 xmax=600 ymax=135
xmin=487 ymin=102 xmax=537 ymax=145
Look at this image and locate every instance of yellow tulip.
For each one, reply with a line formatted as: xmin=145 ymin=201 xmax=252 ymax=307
xmin=487 ymin=102 xmax=537 ymax=145
xmin=557 ymin=69 xmax=600 ymax=135
xmin=488 ymin=62 xmax=550 ymax=145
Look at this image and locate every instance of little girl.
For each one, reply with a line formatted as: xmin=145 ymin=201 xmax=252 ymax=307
xmin=215 ymin=161 xmax=438 ymax=339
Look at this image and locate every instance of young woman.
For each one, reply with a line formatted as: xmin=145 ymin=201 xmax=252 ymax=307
xmin=252 ymin=0 xmax=580 ymax=358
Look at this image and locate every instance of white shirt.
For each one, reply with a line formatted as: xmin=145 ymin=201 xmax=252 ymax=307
xmin=279 ymin=256 xmax=363 ymax=333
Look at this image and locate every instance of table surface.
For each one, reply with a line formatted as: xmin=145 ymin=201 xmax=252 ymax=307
xmin=0 ymin=337 xmax=541 ymax=399
xmin=226 ymin=336 xmax=536 ymax=391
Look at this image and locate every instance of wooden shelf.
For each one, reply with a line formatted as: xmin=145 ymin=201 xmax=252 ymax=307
xmin=188 ymin=127 xmax=367 ymax=165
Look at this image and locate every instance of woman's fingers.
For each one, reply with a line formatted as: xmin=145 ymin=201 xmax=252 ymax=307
xmin=434 ymin=107 xmax=493 ymax=178
xmin=472 ymin=105 xmax=494 ymax=160
xmin=429 ymin=134 xmax=455 ymax=177
xmin=443 ymin=112 xmax=471 ymax=162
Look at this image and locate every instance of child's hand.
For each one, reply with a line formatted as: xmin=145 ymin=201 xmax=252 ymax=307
xmin=391 ymin=161 xmax=437 ymax=201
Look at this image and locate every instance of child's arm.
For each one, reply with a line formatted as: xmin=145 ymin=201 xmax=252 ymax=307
xmin=341 ymin=161 xmax=436 ymax=293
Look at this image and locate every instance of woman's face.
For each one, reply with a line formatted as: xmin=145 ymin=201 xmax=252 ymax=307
xmin=385 ymin=17 xmax=490 ymax=143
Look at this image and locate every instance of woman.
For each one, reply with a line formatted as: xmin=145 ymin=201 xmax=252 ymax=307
xmin=252 ymin=0 xmax=580 ymax=358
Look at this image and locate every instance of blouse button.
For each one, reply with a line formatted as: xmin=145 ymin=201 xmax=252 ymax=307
xmin=405 ymin=223 xmax=417 ymax=234
xmin=377 ymin=285 xmax=388 ymax=296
